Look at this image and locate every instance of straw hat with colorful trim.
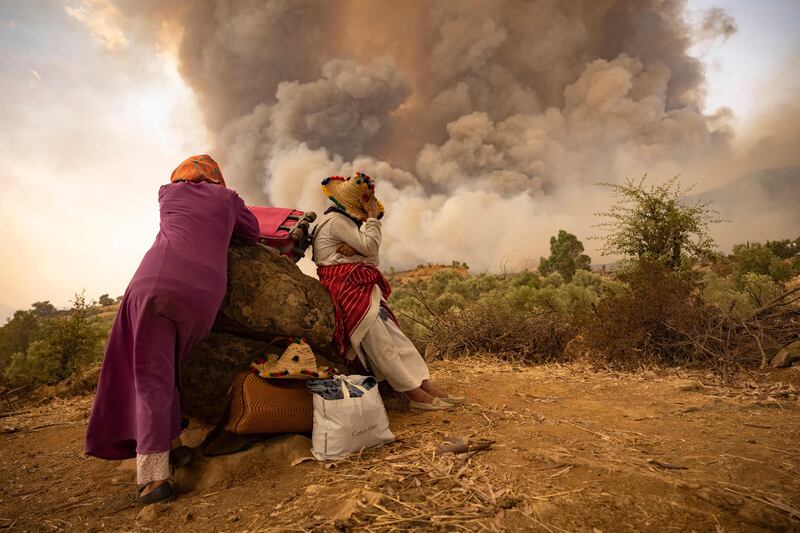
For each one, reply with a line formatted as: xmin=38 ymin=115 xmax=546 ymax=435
xmin=321 ymin=172 xmax=385 ymax=222
xmin=251 ymin=338 xmax=336 ymax=380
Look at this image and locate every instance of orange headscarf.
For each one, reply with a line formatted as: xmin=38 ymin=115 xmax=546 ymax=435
xmin=170 ymin=154 xmax=226 ymax=187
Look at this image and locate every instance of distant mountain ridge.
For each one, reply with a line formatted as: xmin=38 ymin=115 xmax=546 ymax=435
xmin=691 ymin=166 xmax=800 ymax=223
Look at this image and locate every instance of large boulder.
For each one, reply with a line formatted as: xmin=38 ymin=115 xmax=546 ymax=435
xmin=213 ymin=243 xmax=335 ymax=348
xmin=182 ymin=332 xmax=279 ymax=423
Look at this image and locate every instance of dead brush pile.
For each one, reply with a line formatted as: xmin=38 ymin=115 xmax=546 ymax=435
xmin=667 ymin=286 xmax=800 ymax=371
xmin=581 ymin=260 xmax=800 ymax=373
xmin=412 ymin=294 xmax=575 ymax=363
xmin=404 ymin=259 xmax=800 ymax=373
xmin=581 ymin=260 xmax=699 ymax=368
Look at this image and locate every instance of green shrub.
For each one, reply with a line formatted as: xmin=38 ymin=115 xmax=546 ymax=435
xmin=701 ymin=272 xmax=783 ymax=320
xmin=731 ymin=243 xmax=793 ymax=284
xmin=47 ymin=294 xmax=106 ymax=381
xmin=0 ymin=310 xmax=49 ymax=379
xmin=594 ymin=176 xmax=722 ymax=269
xmin=538 ymin=230 xmax=591 ymax=282
xmin=389 ymin=266 xmax=616 ymax=347
xmin=764 ymin=237 xmax=800 ymax=259
xmin=1 ymin=294 xmax=107 ymax=388
xmin=4 ymin=340 xmax=60 ymax=389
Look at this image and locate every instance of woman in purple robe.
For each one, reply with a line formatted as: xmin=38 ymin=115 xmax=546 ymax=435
xmin=85 ymin=154 xmax=259 ymax=503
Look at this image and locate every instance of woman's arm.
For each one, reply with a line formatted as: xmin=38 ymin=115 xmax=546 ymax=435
xmin=232 ymin=194 xmax=260 ymax=243
xmin=330 ymin=216 xmax=382 ymax=257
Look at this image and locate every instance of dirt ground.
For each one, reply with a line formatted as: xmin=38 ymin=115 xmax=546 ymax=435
xmin=1 ymin=357 xmax=799 ymax=532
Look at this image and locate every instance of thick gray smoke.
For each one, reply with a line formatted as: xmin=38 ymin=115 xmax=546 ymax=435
xmin=113 ymin=0 xmax=796 ymax=272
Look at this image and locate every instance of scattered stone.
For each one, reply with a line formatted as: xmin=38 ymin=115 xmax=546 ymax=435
xmin=326 ymin=489 xmax=384 ymax=521
xmin=675 ymin=379 xmax=703 ymax=392
xmin=137 ymin=503 xmax=169 ymax=522
xmin=528 ymin=501 xmax=557 ymax=518
xmin=498 ymin=495 xmax=521 ymax=509
xmin=304 ymin=484 xmax=326 ymax=495
xmin=770 ymin=340 xmax=800 ymax=368
xmin=228 ymin=514 xmax=240 ymax=523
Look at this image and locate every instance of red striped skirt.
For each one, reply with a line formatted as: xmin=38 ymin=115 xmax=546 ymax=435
xmin=317 ymin=263 xmax=398 ymax=359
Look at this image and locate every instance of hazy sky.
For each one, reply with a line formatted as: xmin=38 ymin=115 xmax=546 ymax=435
xmin=1 ymin=1 xmax=207 ymax=309
xmin=687 ymin=0 xmax=800 ymax=125
xmin=0 ymin=0 xmax=798 ymax=310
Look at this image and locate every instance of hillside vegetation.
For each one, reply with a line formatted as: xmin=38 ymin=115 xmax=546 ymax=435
xmin=1 ymin=177 xmax=799 ymax=392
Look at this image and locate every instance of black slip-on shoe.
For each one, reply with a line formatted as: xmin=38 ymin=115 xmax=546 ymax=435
xmin=135 ymin=482 xmax=174 ymax=505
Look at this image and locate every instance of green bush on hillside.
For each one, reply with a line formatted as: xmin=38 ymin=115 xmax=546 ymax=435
xmin=1 ymin=294 xmax=107 ymax=389
xmin=702 ymin=271 xmax=784 ymax=320
xmin=764 ymin=237 xmax=800 ymax=260
xmin=389 ymin=268 xmax=619 ymax=346
xmin=731 ymin=243 xmax=794 ymax=284
xmin=538 ymin=230 xmax=592 ymax=282
xmin=0 ymin=306 xmax=51 ymax=376
xmin=594 ymin=176 xmax=722 ymax=270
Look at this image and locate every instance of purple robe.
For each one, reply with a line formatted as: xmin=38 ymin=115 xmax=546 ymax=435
xmin=85 ymin=181 xmax=259 ymax=459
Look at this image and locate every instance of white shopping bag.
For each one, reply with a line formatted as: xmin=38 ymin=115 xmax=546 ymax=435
xmin=311 ymin=375 xmax=395 ymax=461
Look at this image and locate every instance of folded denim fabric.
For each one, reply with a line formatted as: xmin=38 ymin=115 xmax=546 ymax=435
xmin=307 ymin=376 xmax=377 ymax=400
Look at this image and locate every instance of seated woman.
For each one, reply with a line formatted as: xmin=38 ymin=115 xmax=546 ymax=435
xmin=85 ymin=155 xmax=259 ymax=504
xmin=312 ymin=173 xmax=463 ymax=411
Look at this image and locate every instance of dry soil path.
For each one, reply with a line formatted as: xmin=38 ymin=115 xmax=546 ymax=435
xmin=1 ymin=358 xmax=799 ymax=532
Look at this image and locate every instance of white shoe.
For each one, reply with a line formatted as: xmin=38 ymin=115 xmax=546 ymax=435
xmin=409 ymin=397 xmax=455 ymax=411
xmin=444 ymin=394 xmax=466 ymax=404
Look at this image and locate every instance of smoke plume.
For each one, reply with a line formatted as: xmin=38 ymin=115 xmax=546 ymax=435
xmin=112 ymin=0 xmax=797 ymax=271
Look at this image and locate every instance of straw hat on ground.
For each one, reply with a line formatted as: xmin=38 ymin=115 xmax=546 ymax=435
xmin=321 ymin=172 xmax=385 ymax=222
xmin=251 ymin=338 xmax=336 ymax=379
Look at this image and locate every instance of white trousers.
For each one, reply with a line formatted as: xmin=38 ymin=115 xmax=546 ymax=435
xmin=136 ymin=452 xmax=169 ymax=485
xmin=360 ymin=316 xmax=430 ymax=392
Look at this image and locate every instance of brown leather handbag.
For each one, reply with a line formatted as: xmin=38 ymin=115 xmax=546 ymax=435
xmin=225 ymin=371 xmax=313 ymax=435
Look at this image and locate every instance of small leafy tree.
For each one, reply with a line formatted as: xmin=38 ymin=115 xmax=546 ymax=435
xmin=0 ymin=310 xmax=46 ymax=380
xmin=47 ymin=293 xmax=106 ymax=380
xmin=538 ymin=230 xmax=591 ymax=281
xmin=764 ymin=237 xmax=800 ymax=260
xmin=98 ymin=294 xmax=115 ymax=306
xmin=595 ymin=176 xmax=722 ymax=269
xmin=3 ymin=293 xmax=106 ymax=387
xmin=31 ymin=301 xmax=57 ymax=316
xmin=4 ymin=340 xmax=60 ymax=389
xmin=731 ymin=243 xmax=794 ymax=284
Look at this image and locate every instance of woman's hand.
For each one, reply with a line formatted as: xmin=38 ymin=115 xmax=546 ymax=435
xmin=359 ymin=194 xmax=380 ymax=219
xmin=337 ymin=244 xmax=361 ymax=257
